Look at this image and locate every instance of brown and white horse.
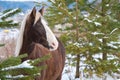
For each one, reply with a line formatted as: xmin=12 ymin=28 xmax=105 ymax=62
xmin=15 ymin=7 xmax=65 ymax=80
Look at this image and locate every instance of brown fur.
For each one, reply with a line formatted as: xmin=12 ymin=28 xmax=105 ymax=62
xmin=19 ymin=7 xmax=65 ymax=80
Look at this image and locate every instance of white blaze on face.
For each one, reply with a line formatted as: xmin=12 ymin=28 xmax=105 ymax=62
xmin=41 ymin=17 xmax=59 ymax=51
xmin=34 ymin=12 xmax=41 ymax=25
xmin=35 ymin=12 xmax=58 ymax=51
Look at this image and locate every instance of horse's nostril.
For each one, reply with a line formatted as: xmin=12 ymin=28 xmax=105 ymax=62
xmin=52 ymin=43 xmax=55 ymax=46
xmin=49 ymin=45 xmax=53 ymax=49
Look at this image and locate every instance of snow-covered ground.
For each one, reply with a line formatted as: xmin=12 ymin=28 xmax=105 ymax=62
xmin=0 ymin=28 xmax=120 ymax=80
xmin=0 ymin=28 xmax=19 ymax=60
xmin=62 ymin=60 xmax=120 ymax=80
xmin=61 ymin=54 xmax=120 ymax=80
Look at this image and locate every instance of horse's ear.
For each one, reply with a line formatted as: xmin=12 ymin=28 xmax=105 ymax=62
xmin=39 ymin=6 xmax=44 ymax=16
xmin=30 ymin=7 xmax=36 ymax=18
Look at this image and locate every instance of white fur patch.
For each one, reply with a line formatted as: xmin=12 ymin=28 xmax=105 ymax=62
xmin=41 ymin=17 xmax=58 ymax=51
xmin=34 ymin=12 xmax=41 ymax=25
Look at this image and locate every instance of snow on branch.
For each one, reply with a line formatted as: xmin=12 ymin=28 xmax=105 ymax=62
xmin=110 ymin=28 xmax=118 ymax=34
xmin=5 ymin=75 xmax=24 ymax=79
xmin=2 ymin=60 xmax=33 ymax=71
xmin=94 ymin=22 xmax=102 ymax=26
xmin=84 ymin=18 xmax=102 ymax=26
xmin=107 ymin=41 xmax=120 ymax=49
xmin=0 ymin=8 xmax=20 ymax=20
xmin=91 ymin=32 xmax=104 ymax=35
xmin=107 ymin=43 xmax=118 ymax=49
xmin=84 ymin=18 xmax=93 ymax=23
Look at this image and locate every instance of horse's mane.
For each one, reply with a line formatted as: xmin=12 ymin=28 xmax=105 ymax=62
xmin=15 ymin=10 xmax=58 ymax=56
xmin=14 ymin=13 xmax=29 ymax=56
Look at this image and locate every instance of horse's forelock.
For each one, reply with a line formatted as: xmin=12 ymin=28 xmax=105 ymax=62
xmin=34 ymin=12 xmax=41 ymax=25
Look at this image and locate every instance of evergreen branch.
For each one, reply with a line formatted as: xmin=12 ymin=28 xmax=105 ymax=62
xmin=0 ymin=8 xmax=21 ymax=20
xmin=0 ymin=44 xmax=5 ymax=47
xmin=2 ymin=9 xmax=13 ymax=14
xmin=0 ymin=20 xmax=19 ymax=27
xmin=30 ymin=54 xmax=51 ymax=66
xmin=0 ymin=54 xmax=48 ymax=80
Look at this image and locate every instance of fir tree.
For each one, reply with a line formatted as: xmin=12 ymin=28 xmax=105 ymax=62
xmin=82 ymin=0 xmax=120 ymax=78
xmin=0 ymin=8 xmax=21 ymax=28
xmin=0 ymin=54 xmax=50 ymax=80
xmin=46 ymin=0 xmax=120 ymax=79
xmin=46 ymin=0 xmax=89 ymax=78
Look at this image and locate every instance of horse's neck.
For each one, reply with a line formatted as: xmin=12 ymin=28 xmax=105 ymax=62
xmin=19 ymin=34 xmax=34 ymax=55
xmin=20 ymin=33 xmax=49 ymax=55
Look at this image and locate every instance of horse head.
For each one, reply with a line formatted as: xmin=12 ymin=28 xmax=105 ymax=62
xmin=15 ymin=7 xmax=58 ymax=56
xmin=24 ymin=7 xmax=49 ymax=49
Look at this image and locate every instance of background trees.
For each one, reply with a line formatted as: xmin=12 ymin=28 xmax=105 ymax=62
xmin=46 ymin=0 xmax=120 ymax=79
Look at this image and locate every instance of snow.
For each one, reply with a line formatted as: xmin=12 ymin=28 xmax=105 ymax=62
xmin=84 ymin=18 xmax=93 ymax=23
xmin=62 ymin=54 xmax=120 ymax=80
xmin=110 ymin=41 xmax=120 ymax=44
xmin=95 ymin=14 xmax=100 ymax=18
xmin=91 ymin=32 xmax=104 ymax=35
xmin=107 ymin=43 xmax=118 ymax=49
xmin=2 ymin=60 xmax=33 ymax=71
xmin=84 ymin=16 xmax=102 ymax=27
xmin=0 ymin=28 xmax=19 ymax=60
xmin=73 ymin=42 xmax=81 ymax=47
xmin=5 ymin=75 xmax=24 ymax=79
xmin=89 ymin=42 xmax=93 ymax=46
xmin=106 ymin=4 xmax=109 ymax=7
xmin=94 ymin=22 xmax=102 ymax=26
xmin=84 ymin=18 xmax=102 ymax=26
xmin=81 ymin=11 xmax=90 ymax=17
xmin=107 ymin=41 xmax=120 ymax=49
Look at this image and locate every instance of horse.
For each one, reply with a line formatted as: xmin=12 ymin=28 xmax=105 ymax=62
xmin=15 ymin=7 xmax=65 ymax=80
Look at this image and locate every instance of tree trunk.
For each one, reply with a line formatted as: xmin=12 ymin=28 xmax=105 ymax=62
xmin=75 ymin=54 xmax=80 ymax=78
xmin=102 ymin=38 xmax=107 ymax=60
xmin=101 ymin=0 xmax=107 ymax=60
xmin=75 ymin=0 xmax=80 ymax=78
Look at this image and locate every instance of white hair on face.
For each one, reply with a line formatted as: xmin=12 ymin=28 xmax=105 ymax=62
xmin=14 ymin=13 xmax=29 ymax=57
xmin=34 ymin=12 xmax=59 ymax=51
xmin=41 ymin=17 xmax=58 ymax=51
xmin=34 ymin=12 xmax=41 ymax=25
